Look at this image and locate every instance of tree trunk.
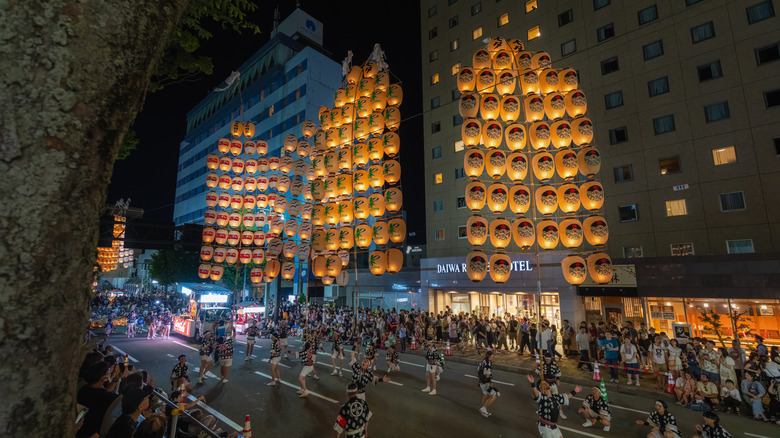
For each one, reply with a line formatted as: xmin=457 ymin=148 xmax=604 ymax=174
xmin=0 ymin=1 xmax=189 ymax=436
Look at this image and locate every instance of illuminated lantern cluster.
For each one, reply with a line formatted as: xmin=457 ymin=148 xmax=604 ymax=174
xmin=97 ymin=209 xmax=131 ymax=272
xmin=459 ymin=37 xmax=612 ymax=284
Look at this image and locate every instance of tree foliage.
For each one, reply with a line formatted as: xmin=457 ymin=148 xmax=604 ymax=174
xmin=148 ymin=249 xmax=201 ymax=287
xmin=699 ymin=309 xmax=728 ymax=348
xmin=117 ymin=129 xmax=139 ymax=160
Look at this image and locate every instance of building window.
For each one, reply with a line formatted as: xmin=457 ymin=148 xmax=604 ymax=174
xmin=429 ymin=27 xmax=438 ymax=40
xmin=604 ymin=90 xmax=624 ymax=109
xmin=471 ymin=2 xmax=482 ymax=15
xmin=653 ymin=114 xmax=675 ymax=134
xmin=528 ymin=25 xmax=541 ymax=40
xmin=619 ymin=204 xmax=639 ymax=222
xmin=637 ymin=5 xmax=658 ymax=25
xmin=558 ymin=9 xmax=574 ymax=27
xmin=691 ymin=21 xmax=715 ymax=44
xmin=623 ymin=246 xmax=643 ymax=258
xmin=458 ymin=225 xmax=468 ymax=239
xmin=643 ymin=40 xmax=664 ymax=60
xmin=431 ymin=73 xmax=440 ymax=85
xmin=613 ymin=164 xmax=633 ymax=182
xmin=451 ymin=63 xmax=461 ymax=75
xmin=431 ymin=96 xmax=441 ymax=109
xmin=452 ymin=89 xmax=461 ymax=100
xmin=765 ymin=89 xmax=780 ymax=108
xmin=449 ymin=16 xmax=459 ymax=28
xmin=601 ymin=57 xmax=619 ymax=75
xmin=432 ymin=146 xmax=442 ymax=159
xmin=432 ymin=122 xmax=441 ymax=133
xmin=434 ymin=173 xmax=443 ymax=184
xmin=659 ymin=156 xmax=681 ymax=174
xmin=727 ymin=239 xmax=755 ymax=254
xmin=429 ymin=50 xmax=439 ymax=62
xmin=457 ymin=196 xmax=467 ymax=209
xmin=756 ymin=42 xmax=780 ymax=65
xmin=747 ymin=1 xmax=775 ymax=24
xmin=561 ymin=39 xmax=577 ymax=56
xmin=455 ymin=167 xmax=466 ymax=179
xmin=712 ymin=146 xmax=737 ymax=165
xmin=454 ymin=140 xmax=465 ymax=152
xmin=671 ymin=243 xmax=694 ymax=256
xmin=473 ymin=27 xmax=483 ymax=40
xmin=665 ymin=199 xmax=688 ymax=216
xmin=719 ymin=191 xmax=746 ymax=211
xmin=434 ymin=200 xmax=444 ymax=212
xmin=428 ymin=5 xmax=437 ymax=18
xmin=450 ymin=39 xmax=459 ymax=51
xmin=704 ymin=101 xmax=731 ymax=122
xmin=609 ymin=126 xmax=628 ymax=145
xmin=526 ymin=0 xmax=537 ymax=13
xmin=594 ymin=0 xmax=610 ymax=10
xmin=647 ymin=76 xmax=670 ymax=97
xmin=697 ymin=60 xmax=723 ymax=82
xmin=597 ymin=23 xmax=615 ymax=42
xmin=452 ymin=115 xmax=463 ymax=126
xmin=435 ymin=228 xmax=445 ymax=241
xmin=498 ymin=13 xmax=509 ymax=27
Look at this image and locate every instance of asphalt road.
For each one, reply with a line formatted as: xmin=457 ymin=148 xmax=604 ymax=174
xmin=103 ymin=333 xmax=778 ymax=438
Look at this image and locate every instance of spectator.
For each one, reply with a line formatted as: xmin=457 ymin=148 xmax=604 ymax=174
xmin=76 ymin=362 xmax=119 ymax=438
xmin=699 ymin=340 xmax=721 ymax=388
xmin=727 ymin=339 xmax=747 ymax=382
xmin=667 ymin=339 xmax=683 ymax=380
xmin=601 ymin=331 xmax=620 ymax=383
xmin=135 ymin=413 xmax=167 ymax=438
xmin=719 ymin=379 xmax=741 ymax=415
xmin=575 ymin=327 xmax=593 ymax=372
xmin=718 ymin=348 xmax=737 ymax=387
xmin=105 ymin=388 xmax=148 ymax=438
xmin=694 ymin=373 xmax=719 ymax=410
xmin=674 ymin=371 xmax=696 ymax=406
xmin=685 ymin=343 xmax=702 ymax=381
xmin=648 ymin=336 xmax=668 ymax=390
xmin=741 ymin=371 xmax=768 ymax=421
xmin=621 ymin=335 xmax=640 ymax=386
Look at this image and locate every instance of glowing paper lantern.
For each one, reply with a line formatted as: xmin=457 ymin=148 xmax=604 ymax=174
xmin=230 ymin=194 xmax=243 ymax=210
xmin=480 ymin=94 xmax=501 ymax=120
xmin=217 ymin=193 xmax=231 ymax=208
xmin=355 ymin=224 xmax=372 ymax=248
xmin=487 ymin=183 xmax=509 ymax=213
xmin=557 ymin=184 xmax=581 ymax=214
xmin=385 ymin=188 xmax=403 ymax=212
xmin=457 ymin=67 xmax=476 ymax=92
xmin=577 ymin=145 xmax=601 ymax=177
xmin=485 ymin=150 xmax=507 ymax=179
xmin=225 ymin=248 xmax=239 ymax=264
xmin=204 ymin=210 xmax=217 ymax=225
xmin=537 ymin=220 xmax=559 ymax=250
xmin=254 ymin=212 xmax=266 ymax=229
xmin=555 ymin=149 xmax=579 ymax=180
xmin=460 ymin=93 xmax=479 ymax=118
xmin=382 ymin=132 xmax=400 ymax=157
xmin=559 ymin=219 xmax=584 ymax=249
xmin=268 ymin=216 xmax=284 ymax=235
xmin=506 ymin=153 xmax=529 ymax=182
xmin=561 ymin=255 xmax=587 ymax=285
xmin=214 ymin=228 xmax=228 ymax=245
xmin=367 ymin=164 xmax=385 ymax=189
xmin=212 ymin=247 xmax=226 ymax=263
xmin=465 ymin=181 xmax=487 ymax=211
xmin=489 ymin=253 xmax=512 ymax=284
xmin=587 ymin=252 xmax=613 ymax=284
xmin=325 ymin=255 xmax=342 ymax=277
xmin=265 ymin=259 xmax=281 ymax=280
xmin=508 ymin=184 xmax=531 ymax=215
xmin=257 ymin=158 xmax=269 ymax=173
xmin=298 ymin=222 xmax=312 ymax=241
xmin=462 ymin=119 xmax=482 ymax=147
xmin=239 ymin=249 xmax=253 ymax=265
xmin=572 ymin=117 xmax=594 ymax=146
xmin=370 ymin=89 xmax=386 ymax=112
xmin=206 ymin=154 xmax=220 ymax=170
xmin=215 ymin=212 xmax=229 ymax=227
xmin=250 ymin=268 xmax=264 ymax=284
xmin=243 ymin=122 xmax=255 ymax=138
xmin=490 ymin=219 xmax=512 ymax=249
xmin=296 ymin=140 xmax=311 ymax=158
xmin=209 ymin=265 xmax=224 ymax=281
xmin=300 ymin=203 xmax=313 ymax=221
xmin=500 ymin=95 xmax=521 ymax=122
xmin=219 ymin=156 xmax=232 ymax=172
xmin=231 ymin=176 xmax=244 ymax=192
xmin=580 ymin=181 xmax=605 ymax=211
xmin=524 ymin=94 xmax=545 ymax=122
xmin=218 ymin=175 xmax=231 ymax=190
xmin=388 ymin=218 xmax=406 ymax=243
xmin=583 ymin=216 xmax=609 ymax=247
xmin=324 ymin=203 xmax=339 ymax=226
xmin=268 ymin=156 xmax=280 ymax=171
xmin=339 ymin=227 xmax=354 ymax=249
xmin=476 ymin=68 xmax=496 ymax=94
xmin=338 ymin=200 xmax=354 ymax=224
xmin=202 ymin=227 xmax=216 ymax=244
xmin=367 ymin=137 xmax=383 ymax=161
xmin=231 ymin=158 xmax=245 ymax=175
xmin=383 ymin=160 xmax=401 ymax=184
xmin=336 ymin=270 xmax=349 ymax=286
xmin=509 ymin=38 xmax=524 ymax=53
xmin=198 ymin=264 xmax=211 ymax=279
xmin=386 ymin=248 xmax=403 ymax=274
xmin=252 ymin=248 xmax=265 ymax=265
xmin=529 ymin=121 xmax=551 ymax=151
xmin=277 ymin=176 xmax=291 ymax=194
xmin=227 ymin=230 xmax=241 ymax=246
xmin=358 ymin=77 xmax=374 ymax=98
xmin=369 ymin=251 xmax=387 ymax=276
xmin=256 ymin=140 xmax=268 ymax=156
xmin=464 ymin=149 xmax=485 ymax=179
xmin=218 ymin=138 xmax=230 ymax=154
xmin=467 ymin=215 xmax=489 ymax=247
xmin=284 ymin=220 xmax=299 ymax=239
xmin=532 ymin=152 xmax=555 ymax=182
xmin=473 ymin=49 xmax=492 ymax=69
xmin=206 ymin=173 xmax=219 ymax=189
xmin=302 ymin=120 xmax=317 ymax=138
xmin=230 ymin=139 xmax=242 ymax=156
xmin=245 ymin=140 xmax=257 ymax=157
xmin=565 ymin=89 xmax=588 ymax=118
xmin=520 ymin=71 xmax=539 ymax=95
xmin=539 ymin=69 xmax=559 ymax=94
xmin=363 ymin=61 xmax=378 ymax=78
xmin=372 ymin=221 xmax=389 ymax=245
xmin=466 ymin=251 xmax=488 ymax=282
xmin=544 ymin=92 xmax=566 ymax=121
xmin=535 ymin=185 xmax=558 ymax=215
xmin=369 ymin=192 xmax=386 ymax=217
xmin=482 ymin=121 xmax=504 ymax=149
xmin=353 ymin=143 xmax=369 ymax=167
xmin=231 ymin=121 xmax=243 ymax=138
xmin=384 ymin=106 xmax=401 ymax=131
xmin=353 ymin=196 xmax=370 ymax=220
xmin=559 ymin=68 xmax=579 ymax=92
xmin=505 ymin=123 xmax=527 ymax=151
xmin=550 ymin=120 xmax=572 ymax=149
xmin=297 ymin=244 xmax=311 ymax=260
xmin=245 ymin=159 xmax=258 ymax=175
xmin=496 ymin=70 xmax=516 ymax=96
xmin=256 ymin=193 xmax=268 ymax=209
xmin=356 ymin=96 xmax=372 ymax=118
xmin=228 ymin=212 xmax=241 ymax=228
xmin=282 ymin=241 xmax=298 ymax=259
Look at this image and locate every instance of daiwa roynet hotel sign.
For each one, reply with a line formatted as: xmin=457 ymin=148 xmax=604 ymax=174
xmin=436 ymin=260 xmax=533 ymax=274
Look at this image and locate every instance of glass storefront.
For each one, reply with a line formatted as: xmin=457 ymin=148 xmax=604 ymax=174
xmin=583 ymin=296 xmax=645 ymax=327
xmin=430 ymin=290 xmax=560 ymax=323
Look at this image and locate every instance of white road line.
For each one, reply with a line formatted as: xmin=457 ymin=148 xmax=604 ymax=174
xmin=571 ymin=397 xmax=650 ymax=414
xmin=463 ymin=374 xmax=516 ymax=386
xmin=172 ymin=341 xmax=199 ymax=352
xmin=558 ymin=425 xmax=605 ymax=438
xmin=398 ymin=360 xmax=425 ymax=368
xmin=261 ymin=358 xmax=291 ymax=368
xmin=253 ymin=371 xmax=338 ymax=404
xmin=192 ymin=367 xmax=218 ymax=379
xmin=111 ymin=346 xmax=138 ymax=363
xmin=388 ymin=380 xmax=403 ymax=386
xmin=186 ymin=395 xmax=242 ymax=431
xmin=745 ymin=433 xmax=773 ymax=438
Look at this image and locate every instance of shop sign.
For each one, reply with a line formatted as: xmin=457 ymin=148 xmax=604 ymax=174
xmin=651 ymin=305 xmax=675 ymax=320
xmin=173 ymin=317 xmax=192 ymax=337
xmin=436 ymin=260 xmax=532 ymax=274
xmin=200 ymin=293 xmax=229 ymax=304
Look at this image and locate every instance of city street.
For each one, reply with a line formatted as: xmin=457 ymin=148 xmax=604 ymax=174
xmin=103 ymin=332 xmax=778 ymax=438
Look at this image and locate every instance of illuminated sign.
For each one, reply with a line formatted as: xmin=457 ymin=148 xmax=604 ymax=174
xmin=200 ymin=293 xmax=229 ymax=304
xmin=436 ymin=260 xmax=532 ymax=274
xmin=181 ymin=287 xmax=193 ymax=295
xmin=172 ymin=317 xmax=192 ymax=337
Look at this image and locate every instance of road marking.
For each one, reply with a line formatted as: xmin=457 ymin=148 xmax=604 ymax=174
xmin=388 ymin=380 xmax=403 ymax=386
xmin=192 ymin=367 xmax=218 ymax=379
xmin=261 ymin=358 xmax=291 ymax=368
xmin=464 ymin=374 xmax=515 ymax=386
xmin=745 ymin=433 xmax=773 ymax=438
xmin=571 ymin=397 xmax=650 ymax=414
xmin=558 ymin=425 xmax=605 ymax=438
xmin=172 ymin=341 xmax=199 ymax=352
xmin=253 ymin=371 xmax=338 ymax=404
xmin=398 ymin=360 xmax=425 ymax=368
xmin=111 ymin=346 xmax=138 ymax=363
xmin=186 ymin=395 xmax=242 ymax=431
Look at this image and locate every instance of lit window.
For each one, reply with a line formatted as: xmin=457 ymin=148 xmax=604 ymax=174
xmin=473 ymin=27 xmax=483 ymax=40
xmin=659 ymin=156 xmax=681 ymax=174
xmin=435 ymin=228 xmax=445 ymax=241
xmin=451 ymin=63 xmax=461 ymax=75
xmin=526 ymin=0 xmax=537 ymax=13
xmin=665 ymin=199 xmax=688 ymax=217
xmin=450 ymin=39 xmax=459 ymax=51
xmin=623 ymin=246 xmax=643 ymax=258
xmin=434 ymin=173 xmax=443 ymax=184
xmin=727 ymin=239 xmax=754 ymax=254
xmin=458 ymin=225 xmax=467 ymax=239
xmin=498 ymin=13 xmax=509 ymax=27
xmin=528 ymin=26 xmax=541 ymax=40
xmin=719 ymin=192 xmax=745 ymax=211
xmin=454 ymin=140 xmax=465 ymax=152
xmin=671 ymin=243 xmax=694 ymax=256
xmin=431 ymin=73 xmax=440 ymax=84
xmin=712 ymin=146 xmax=736 ymax=165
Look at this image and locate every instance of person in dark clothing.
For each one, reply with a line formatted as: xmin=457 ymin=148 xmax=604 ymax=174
xmin=76 ymin=362 xmax=119 ymax=438
xmin=105 ymin=388 xmax=148 ymax=438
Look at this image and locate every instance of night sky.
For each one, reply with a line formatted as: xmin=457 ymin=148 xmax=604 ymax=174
xmin=107 ymin=1 xmax=425 ymax=238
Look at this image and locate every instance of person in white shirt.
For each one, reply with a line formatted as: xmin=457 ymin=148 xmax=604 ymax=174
xmin=621 ymin=337 xmax=640 ymax=386
xmin=720 ymin=379 xmax=741 ymax=415
xmin=648 ymin=337 xmax=669 ymax=391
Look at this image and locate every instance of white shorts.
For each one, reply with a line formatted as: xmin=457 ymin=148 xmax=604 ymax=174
xmin=270 ymin=356 xmax=280 ymax=365
xmin=426 ymin=364 xmax=438 ymax=373
xmin=220 ymin=358 xmax=233 ymax=367
xmin=538 ymin=423 xmax=563 ymax=438
xmin=246 ymin=339 xmax=255 ymax=345
xmin=200 ymin=355 xmax=213 ymax=363
xmin=281 ymin=338 xmax=288 ymax=346
xmin=332 ymin=351 xmax=344 ymax=359
xmin=300 ymin=365 xmax=314 ymax=376
xmin=582 ymin=406 xmax=612 ymax=421
xmin=479 ymin=382 xmax=492 ymax=395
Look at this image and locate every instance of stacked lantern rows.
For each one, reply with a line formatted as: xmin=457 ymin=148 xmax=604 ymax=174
xmin=97 ymin=214 xmax=129 ymax=272
xmin=306 ymin=58 xmax=406 ymax=281
xmin=458 ymin=37 xmax=613 ymax=285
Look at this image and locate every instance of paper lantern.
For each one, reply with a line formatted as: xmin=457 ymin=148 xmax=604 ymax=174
xmin=334 ymin=88 xmax=346 ymax=108
xmin=202 ymin=227 xmax=216 ymax=244
xmin=345 ymin=64 xmax=362 ymax=83
xmin=231 ymin=176 xmax=244 ymax=192
xmin=465 ymin=181 xmax=487 ymax=211
xmin=388 ymin=218 xmax=406 ymax=243
xmin=485 ymin=150 xmax=507 ymax=179
xmin=353 ymin=196 xmax=370 ymax=220
xmin=561 ymin=255 xmax=587 ymax=285
xmin=355 ymin=224 xmax=373 ymax=248
xmin=312 ymin=255 xmax=327 ymax=277
xmin=250 ymin=268 xmax=264 ymax=284
xmin=338 ymin=227 xmax=354 ymax=249
xmin=367 ymin=165 xmax=385 ymax=189
xmin=217 ymin=138 xmax=231 ymax=154
xmin=268 ymin=216 xmax=284 ymax=235
xmin=267 ymin=237 xmax=284 ymax=259
xmin=280 ymin=241 xmax=297 ymax=260
xmin=290 ymin=180 xmax=304 ymax=198
xmin=300 ymin=202 xmax=313 ymax=221
xmin=508 ymin=38 xmax=525 ymax=53
xmin=254 ymin=212 xmax=266 ymax=229
xmin=319 ymin=107 xmax=330 ymax=128
xmin=466 ymin=215 xmax=488 ymax=246
xmin=326 ymin=127 xmax=339 ymax=148
xmin=256 ymin=140 xmax=268 ymax=156
xmin=213 ymin=212 xmax=227 ymax=228
xmin=245 ymin=159 xmax=258 ymax=175
xmin=535 ymin=185 xmax=559 ymax=215
xmin=482 ymin=121 xmax=504 ymax=149
xmin=370 ymin=89 xmax=387 ymax=112
xmin=256 ymin=193 xmax=268 ymax=209
xmin=345 ymin=83 xmax=358 ymax=104
xmin=369 ymin=251 xmax=387 ymax=276
xmin=239 ymin=248 xmax=253 ymax=265
xmin=532 ymin=152 xmax=555 ymax=182
xmin=206 ymin=154 xmax=220 ymax=170
xmin=338 ymin=124 xmax=354 ymax=146
xmin=358 ymin=77 xmax=374 ymax=98
xmin=504 ymin=123 xmax=527 ymax=151
xmin=473 ymin=49 xmax=492 ymax=69
xmin=367 ymin=137 xmax=383 ymax=161
xmin=209 ymin=265 xmax=224 ymax=281
xmin=257 ymin=158 xmax=269 ymax=173
xmin=336 ymin=174 xmax=352 ymax=197
xmin=580 ymin=181 xmax=605 ymax=211
xmin=464 ymin=149 xmax=485 ymax=179
xmin=506 ymin=153 xmax=529 ymax=182
xmin=225 ymin=248 xmax=239 ymax=264
xmin=529 ymin=121 xmax=551 ymax=151
xmin=230 ymin=121 xmax=243 ymax=138
xmin=557 ymin=184 xmax=581 ymax=214
xmin=283 ymin=220 xmax=299 ymax=239
xmin=520 ymin=71 xmax=539 ymax=95
xmin=499 ymin=95 xmax=521 ymax=123
xmin=352 ymin=118 xmax=369 ymax=142
xmin=489 ymin=253 xmax=512 ymax=284
xmin=457 ymin=67 xmax=476 ymax=92
xmin=554 ymin=149 xmax=579 ymax=180
xmin=240 ymin=194 xmax=254 ymax=210
xmin=251 ymin=248 xmax=265 ymax=264
xmin=460 ymin=93 xmax=479 ymax=118
xmin=296 ymin=140 xmax=311 ymax=158
xmin=356 ymin=96 xmax=372 ymax=118
xmin=335 ymin=150 xmax=351 ymax=173
xmin=242 ymin=176 xmax=257 ymax=192
xmin=587 ymin=252 xmax=613 ymax=284
xmin=386 ymin=248 xmax=403 ymax=274
xmin=476 ymin=68 xmax=496 ymax=94
xmin=383 ymin=160 xmax=401 ymax=184
xmin=245 ymin=140 xmax=257 ymax=157
xmin=577 ymin=145 xmax=601 ymax=178
xmin=335 ymin=270 xmax=349 ymax=287
xmin=338 ymin=201 xmax=353 ymax=224
xmin=384 ymin=106 xmax=401 ymax=131
xmin=325 ymin=255 xmax=342 ymax=277
xmin=353 ymin=143 xmax=369 ymax=167
xmin=301 ymin=120 xmax=317 ymax=138
xmin=205 ymin=173 xmax=219 ymax=190
xmin=480 ymin=94 xmax=501 ymax=120
xmin=287 ymin=200 xmax=301 ymax=218
xmin=466 ymin=251 xmax=488 ymax=282
xmin=267 ymin=193 xmax=278 ymax=207
xmin=363 ymin=61 xmax=378 ymax=78
xmin=496 ymin=70 xmax=516 ymax=95
xmin=298 ymin=222 xmax=313 ymax=240
xmin=324 ymin=203 xmax=339 ymax=226
xmin=320 ymin=275 xmax=334 ymax=285
xmin=490 ymin=219 xmax=512 ymax=249
xmin=231 ymin=158 xmax=245 ymax=175
xmin=559 ymin=68 xmax=578 ymax=92
xmin=559 ymin=219 xmax=584 ymax=249
xmin=544 ymin=92 xmax=566 ymax=121
xmin=230 ymin=139 xmax=243 ymax=156
xmin=227 ymin=230 xmax=241 ymax=246
xmin=385 ymin=188 xmax=403 ymax=212
xmin=523 ymin=94 xmax=544 ymax=122
xmin=204 ymin=210 xmax=217 ymax=225
xmin=297 ymin=244 xmax=311 ymax=260
xmin=312 ymin=156 xmax=326 ymax=179
xmin=217 ymin=193 xmax=230 ymax=208
xmin=212 ymin=247 xmax=226 ymax=263
xmin=228 ymin=212 xmax=241 ymax=228
xmin=218 ymin=156 xmax=232 ymax=172
xmin=539 ymin=69 xmax=559 ymax=95
xmin=462 ymin=119 xmax=482 ymax=147
xmin=537 ymin=220 xmax=559 ymax=250
xmin=487 ymin=183 xmax=508 ymax=213
xmin=265 ymin=259 xmax=281 ymax=279
xmin=198 ymin=264 xmax=211 ymax=279
xmin=565 ymin=89 xmax=588 ymax=118
xmin=572 ymin=117 xmax=594 ymax=146
xmin=218 ymin=174 xmax=231 ymax=190
xmin=369 ymin=192 xmax=386 ymax=217
xmin=244 ymin=122 xmax=256 ymax=138
xmin=584 ymin=216 xmax=609 ymax=247
xmin=532 ymin=52 xmax=551 ymax=71
xmin=489 ymin=36 xmax=510 ymax=52
xmin=277 ymin=176 xmax=292 ymax=195
xmin=280 ymin=156 xmax=294 ymax=174
xmin=214 ymin=228 xmax=228 ymax=245
xmin=314 ymin=129 xmax=327 ymax=150
xmin=508 ymin=184 xmax=531 ymax=215
xmin=382 ymin=132 xmax=400 ymax=157
xmin=372 ymin=221 xmax=389 ymax=245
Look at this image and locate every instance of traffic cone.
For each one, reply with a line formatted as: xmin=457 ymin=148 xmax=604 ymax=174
xmin=666 ymin=371 xmax=675 ymax=394
xmin=535 ymin=354 xmax=541 ymax=370
xmin=445 ymin=341 xmax=452 ymax=356
xmin=592 ymin=361 xmax=600 ymax=381
xmin=411 ymin=338 xmax=417 ymax=350
xmin=243 ymin=414 xmax=252 ymax=438
xmin=600 ymin=378 xmax=609 ymax=403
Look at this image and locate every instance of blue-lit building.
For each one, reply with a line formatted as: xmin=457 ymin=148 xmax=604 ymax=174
xmin=173 ymin=9 xmax=341 ymax=226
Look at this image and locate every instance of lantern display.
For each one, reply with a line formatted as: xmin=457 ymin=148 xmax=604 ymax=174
xmin=231 ymin=158 xmax=245 ymax=174
xmin=529 ymin=121 xmax=551 ymax=151
xmin=583 ymin=216 xmax=609 ymax=247
xmin=200 ymin=245 xmax=214 ymax=262
xmin=244 ymin=141 xmax=257 ymax=157
xmin=386 ymin=248 xmax=403 ymax=274
xmin=367 ymin=138 xmax=383 ymax=161
xmin=580 ymin=181 xmax=605 ymax=211
xmin=239 ymin=248 xmax=253 ymax=265
xmin=383 ymin=160 xmax=401 ymax=184
xmin=382 ymin=132 xmax=400 ymax=157
xmin=335 ymin=270 xmax=349 ymax=286
xmin=499 ymin=95 xmax=521 ymax=123
xmin=217 ymin=193 xmax=230 ymax=208
xmin=204 ymin=210 xmax=217 ymax=225
xmin=215 ymin=212 xmax=229 ymax=227
xmin=212 ymin=247 xmax=226 ymax=264
xmin=466 ymin=251 xmax=488 ymax=282
xmin=268 ymin=156 xmax=280 ymax=171
xmin=459 ymin=93 xmax=479 ymax=118
xmin=577 ymin=145 xmax=601 ymax=177
xmin=230 ymin=121 xmax=243 ymax=138
xmin=324 ymin=228 xmax=339 ymax=250
xmin=288 ymin=200 xmax=301 ymax=218
xmin=339 ymin=227 xmax=354 ymax=249
xmin=506 ymin=152 xmax=529 ymax=182
xmin=353 ymin=196 xmax=370 ymax=220
xmin=217 ymin=174 xmax=231 ymax=190
xmin=482 ymin=121 xmax=504 ymax=149
xmin=367 ymin=164 xmax=384 ymax=189
xmin=325 ymin=255 xmax=342 ymax=277
xmin=476 ymin=68 xmax=496 ymax=93
xmin=473 ymin=49 xmax=491 ymax=69
xmin=280 ymin=240 xmax=297 ymax=259
xmin=257 ymin=158 xmax=269 ymax=173
xmin=227 ymin=230 xmax=241 ymax=246
xmin=384 ymin=106 xmax=401 ymax=131
xmin=388 ymin=218 xmax=406 ymax=243
xmin=284 ymin=220 xmax=299 ymax=239
xmin=571 ymin=117 xmax=594 ymax=146
xmin=229 ymin=139 xmax=242 ymax=156
xmin=485 ymin=150 xmax=506 ymax=179
xmin=532 ymin=152 xmax=555 ymax=182
xmin=228 ymin=212 xmax=241 ymax=228
xmin=337 ymin=149 xmax=352 ymax=172
xmin=587 ymin=252 xmax=613 ymax=284
xmin=385 ymin=188 xmax=403 ymax=212
xmin=250 ymin=268 xmax=264 ymax=284
xmin=277 ymin=176 xmax=291 ymax=194
xmin=557 ymin=183 xmax=581 ymax=214
xmin=202 ymin=227 xmax=216 ymax=244
xmin=214 ymin=228 xmax=228 ymax=245
xmin=268 ymin=215 xmax=284 ymax=235
xmin=244 ymin=122 xmax=255 ymax=138
xmin=352 ymin=143 xmax=369 ymax=167
xmin=372 ymin=221 xmax=389 ymax=245
xmin=464 ymin=149 xmax=485 ymax=179
xmin=496 ymin=70 xmax=516 ymax=96
xmin=206 ymin=173 xmax=219 ymax=189
xmin=356 ymin=96 xmax=372 ymax=117
xmin=206 ymin=154 xmax=220 ymax=170
xmin=480 ymin=94 xmax=501 ymax=120
xmin=462 ymin=119 xmax=482 ymax=146
xmin=341 ymin=103 xmax=355 ymax=125
xmin=254 ymin=211 xmax=266 ymax=228
xmin=198 ymin=264 xmax=211 ymax=279
xmin=225 ymin=248 xmax=239 ymax=265
xmin=370 ymin=89 xmax=386 ymax=111
xmin=467 ymin=215 xmax=488 ymax=246
xmin=543 ymin=92 xmax=566 ymax=121
xmin=520 ymin=71 xmax=539 ymax=95
xmin=457 ymin=67 xmax=476 ymax=92
xmin=508 ymin=184 xmax=531 ymax=215
xmin=265 ymin=259 xmax=281 ymax=280
xmin=535 ymin=185 xmax=558 ymax=215
xmin=369 ymin=251 xmax=387 ymax=276
xmin=539 ymin=69 xmax=559 ymax=94
xmin=297 ymin=244 xmax=311 ymax=261
xmin=465 ymin=181 xmax=487 ymax=211
xmin=555 ymin=149 xmax=579 ymax=180
xmin=219 ymin=156 xmax=232 ymax=172
xmin=339 ymin=200 xmax=354 ymax=223
xmin=536 ymin=220 xmax=559 ymax=250
xmin=218 ymin=138 xmax=231 ymax=154
xmin=561 ymin=255 xmax=587 ymax=285
xmin=559 ymin=68 xmax=578 ymax=92
xmin=302 ymin=120 xmax=317 ymax=138
xmin=298 ymin=222 xmax=312 ymax=240
xmin=231 ymin=176 xmax=245 ymax=192
xmin=324 ymin=203 xmax=339 ymax=226
xmin=290 ymin=179 xmax=304 ymax=197
xmin=523 ymin=94 xmax=545 ymax=122
xmin=358 ymin=77 xmax=374 ymax=98
xmin=490 ymin=219 xmax=512 ymax=249
xmin=355 ymin=224 xmax=372 ymax=248
xmin=504 ymin=123 xmax=527 ymax=151
xmin=245 ymin=159 xmax=258 ymax=175
xmin=550 ymin=120 xmax=572 ymax=149
xmin=487 ymin=183 xmax=508 ymax=213
xmin=489 ymin=253 xmax=512 ymax=284
xmin=312 ymin=256 xmax=327 ymax=277
xmin=253 ymin=231 xmax=266 ymax=247
xmin=252 ymin=248 xmax=265 ymax=265
xmin=559 ymin=219 xmax=584 ymax=249
xmin=354 ymin=118 xmax=369 ymax=141
xmin=267 ymin=238 xmax=284 ymax=259
xmin=256 ymin=140 xmax=268 ymax=156
xmin=209 ymin=265 xmax=224 ymax=281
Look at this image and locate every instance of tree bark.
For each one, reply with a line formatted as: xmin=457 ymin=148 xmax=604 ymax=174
xmin=0 ymin=1 xmax=189 ymax=436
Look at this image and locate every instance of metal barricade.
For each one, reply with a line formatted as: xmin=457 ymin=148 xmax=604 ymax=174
xmin=150 ymin=388 xmax=223 ymax=438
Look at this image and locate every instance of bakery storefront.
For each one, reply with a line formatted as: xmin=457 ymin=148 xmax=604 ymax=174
xmin=421 ymin=254 xmax=583 ymax=327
